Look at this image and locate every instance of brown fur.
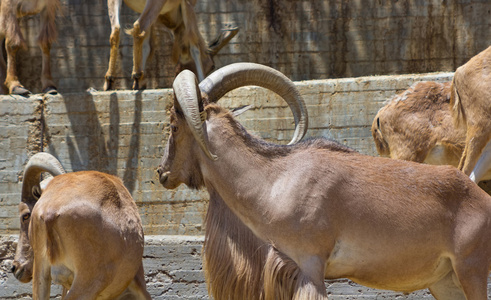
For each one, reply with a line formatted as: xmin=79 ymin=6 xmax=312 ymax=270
xmin=104 ymin=0 xmax=238 ymax=90
xmin=203 ymin=192 xmax=267 ymax=299
xmin=449 ymin=46 xmax=491 ymax=176
xmin=0 ymin=0 xmax=59 ymax=94
xmin=159 ymin=82 xmax=491 ymax=299
xmin=13 ymin=154 xmax=151 ymax=300
xmin=372 ymin=81 xmax=467 ymax=167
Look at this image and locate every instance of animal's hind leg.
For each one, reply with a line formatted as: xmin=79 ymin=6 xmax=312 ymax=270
xmin=104 ymin=0 xmax=123 ymax=91
xmin=32 ymin=256 xmax=52 ymax=300
xmin=429 ymin=271 xmax=466 ymax=300
xmin=38 ymin=6 xmax=58 ymax=94
xmin=62 ymin=272 xmax=109 ymax=300
xmin=451 ymin=260 xmax=489 ymax=300
xmin=4 ymin=38 xmax=29 ymax=95
xmin=0 ymin=38 xmax=7 ymax=94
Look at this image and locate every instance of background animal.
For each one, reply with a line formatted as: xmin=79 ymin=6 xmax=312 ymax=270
xmin=0 ymin=0 xmax=59 ymax=95
xmin=372 ymin=80 xmax=491 ymax=185
xmin=12 ymin=152 xmax=151 ymax=299
xmin=371 ymin=81 xmax=463 ymax=165
xmin=161 ymin=62 xmax=308 ymax=299
xmin=104 ymin=0 xmax=238 ymax=90
xmin=451 ymin=45 xmax=491 ymax=182
xmin=158 ymin=64 xmax=491 ymax=299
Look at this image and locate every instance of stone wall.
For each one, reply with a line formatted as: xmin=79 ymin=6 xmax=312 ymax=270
xmin=0 ymin=72 xmax=454 ymax=234
xmin=9 ymin=0 xmax=490 ymax=94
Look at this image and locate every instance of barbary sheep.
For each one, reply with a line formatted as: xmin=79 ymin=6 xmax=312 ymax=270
xmin=451 ymin=46 xmax=491 ymax=183
xmin=12 ymin=152 xmax=151 ymax=299
xmin=104 ymin=0 xmax=238 ymax=90
xmin=0 ymin=0 xmax=59 ymax=95
xmin=158 ymin=63 xmax=491 ymax=299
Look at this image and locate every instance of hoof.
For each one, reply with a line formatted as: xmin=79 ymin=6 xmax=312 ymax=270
xmin=11 ymin=85 xmax=31 ymax=97
xmin=43 ymin=86 xmax=58 ymax=95
xmin=132 ymin=73 xmax=146 ymax=90
xmin=104 ymin=77 xmax=114 ymax=91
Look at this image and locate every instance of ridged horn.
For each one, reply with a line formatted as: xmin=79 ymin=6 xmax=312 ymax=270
xmin=21 ymin=152 xmax=66 ymax=206
xmin=199 ymin=62 xmax=308 ymax=144
xmin=173 ymin=70 xmax=217 ymax=160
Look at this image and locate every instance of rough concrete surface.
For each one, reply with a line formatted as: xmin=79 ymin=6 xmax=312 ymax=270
xmin=0 ymin=235 xmax=454 ymax=299
xmin=0 ymin=72 xmax=455 ymax=235
xmin=7 ymin=0 xmax=491 ymax=94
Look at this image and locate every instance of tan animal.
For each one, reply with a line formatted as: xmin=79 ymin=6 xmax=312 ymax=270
xmin=104 ymin=0 xmax=238 ymax=90
xmin=372 ymin=80 xmax=491 ymax=183
xmin=12 ymin=152 xmax=151 ymax=299
xmin=158 ymin=63 xmax=491 ymax=299
xmin=451 ymin=46 xmax=491 ymax=182
xmin=0 ymin=0 xmax=59 ymax=95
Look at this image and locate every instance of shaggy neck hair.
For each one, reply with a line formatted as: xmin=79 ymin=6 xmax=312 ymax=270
xmin=204 ymin=104 xmax=357 ymax=159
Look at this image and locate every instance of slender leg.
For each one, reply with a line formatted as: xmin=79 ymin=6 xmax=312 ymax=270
xmin=129 ymin=0 xmax=170 ymax=89
xmin=104 ymin=0 xmax=123 ymax=91
xmin=38 ymin=6 xmax=58 ymax=94
xmin=5 ymin=39 xmax=29 ymax=95
xmin=32 ymin=256 xmax=51 ymax=300
xmin=0 ymin=37 xmax=7 ymax=94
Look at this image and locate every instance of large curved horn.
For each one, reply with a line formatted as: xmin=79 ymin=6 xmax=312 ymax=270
xmin=173 ymin=70 xmax=217 ymax=160
xmin=21 ymin=152 xmax=66 ymax=206
xmin=198 ymin=63 xmax=308 ymax=145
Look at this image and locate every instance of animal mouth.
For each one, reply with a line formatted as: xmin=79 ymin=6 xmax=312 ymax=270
xmin=13 ymin=268 xmax=31 ymax=283
xmin=159 ymin=171 xmax=171 ymax=186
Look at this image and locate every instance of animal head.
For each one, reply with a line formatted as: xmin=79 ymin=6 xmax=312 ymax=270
xmin=11 ymin=153 xmax=65 ymax=283
xmin=157 ymin=62 xmax=308 ymax=189
xmin=174 ymin=27 xmax=240 ymax=81
xmin=161 ymin=1 xmax=239 ymax=81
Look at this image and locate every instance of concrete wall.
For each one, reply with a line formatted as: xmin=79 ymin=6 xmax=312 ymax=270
xmin=1 ymin=71 xmax=459 ymax=298
xmin=8 ymin=0 xmax=490 ymax=94
xmin=0 ymin=72 xmax=454 ymax=235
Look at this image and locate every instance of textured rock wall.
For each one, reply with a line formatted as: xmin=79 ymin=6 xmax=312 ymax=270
xmin=0 ymin=72 xmax=454 ymax=234
xmin=8 ymin=0 xmax=491 ymax=94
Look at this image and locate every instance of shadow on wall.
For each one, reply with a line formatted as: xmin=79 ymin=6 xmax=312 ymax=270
xmin=46 ymin=92 xmax=142 ymax=194
xmin=12 ymin=0 xmax=489 ymax=94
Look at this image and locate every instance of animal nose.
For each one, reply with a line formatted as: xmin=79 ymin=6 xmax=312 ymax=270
xmin=157 ymin=167 xmax=163 ymax=177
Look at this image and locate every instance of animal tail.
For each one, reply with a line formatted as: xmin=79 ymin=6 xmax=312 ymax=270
xmin=450 ymin=76 xmax=466 ymax=129
xmin=263 ymin=246 xmax=327 ymax=300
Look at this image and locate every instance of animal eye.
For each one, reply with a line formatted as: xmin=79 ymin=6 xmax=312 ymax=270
xmin=22 ymin=213 xmax=30 ymax=221
xmin=171 ymin=125 xmax=178 ymax=133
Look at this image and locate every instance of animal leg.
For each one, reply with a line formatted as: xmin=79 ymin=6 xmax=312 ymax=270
xmin=428 ymin=271 xmax=465 ymax=300
xmin=0 ymin=38 xmax=7 ymax=94
xmin=470 ymin=139 xmax=491 ymax=182
xmin=32 ymin=256 xmax=52 ymax=300
xmin=38 ymin=5 xmax=58 ymax=94
xmin=128 ymin=0 xmax=166 ymax=90
xmin=459 ymin=125 xmax=491 ymax=176
xmin=122 ymin=264 xmax=152 ymax=300
xmin=263 ymin=247 xmax=327 ymax=300
xmin=5 ymin=39 xmax=30 ymax=96
xmin=452 ymin=261 xmax=488 ymax=300
xmin=62 ymin=273 xmax=109 ymax=300
xmin=104 ymin=0 xmax=123 ymax=91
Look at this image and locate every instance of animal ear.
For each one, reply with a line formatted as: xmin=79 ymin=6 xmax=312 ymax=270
xmin=232 ymin=105 xmax=253 ymax=117
xmin=32 ymin=186 xmax=42 ymax=200
xmin=207 ymin=26 xmax=239 ymax=56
